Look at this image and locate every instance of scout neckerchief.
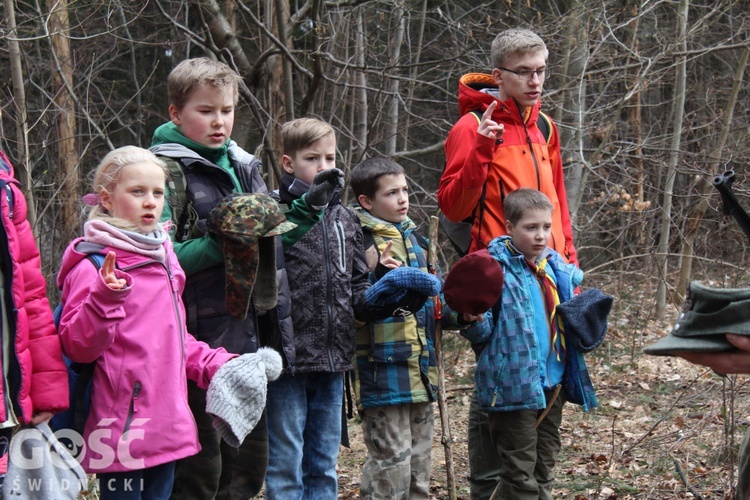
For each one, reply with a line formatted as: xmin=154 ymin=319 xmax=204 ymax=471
xmin=506 ymin=240 xmax=566 ymax=362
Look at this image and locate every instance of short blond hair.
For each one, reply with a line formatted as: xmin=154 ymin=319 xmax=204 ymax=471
xmin=281 ymin=118 xmax=335 ymax=157
xmin=168 ymin=57 xmax=241 ymax=110
xmin=490 ymin=29 xmax=548 ymax=70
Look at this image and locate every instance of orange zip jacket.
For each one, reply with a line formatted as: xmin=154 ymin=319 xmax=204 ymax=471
xmin=438 ymin=73 xmax=578 ymax=265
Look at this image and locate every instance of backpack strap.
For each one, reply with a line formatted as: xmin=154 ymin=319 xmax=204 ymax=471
xmin=412 ymin=232 xmax=429 ymax=251
xmin=457 ymin=108 xmax=552 ymax=253
xmin=51 ymin=248 xmax=106 ymax=435
xmin=362 ymin=230 xmax=376 ymax=257
xmin=72 ymin=252 xmax=105 ymax=434
xmin=537 ymin=111 xmax=552 ymax=143
xmin=162 ymin=156 xmax=192 ymax=242
xmin=86 ymin=253 xmax=106 ymax=269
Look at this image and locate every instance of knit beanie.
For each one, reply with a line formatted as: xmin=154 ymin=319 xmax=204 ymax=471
xmin=2 ymin=422 xmax=87 ymax=499
xmin=364 ymin=266 xmax=441 ymax=306
xmin=206 ymin=348 xmax=283 ymax=448
xmin=556 ymin=288 xmax=613 ymax=353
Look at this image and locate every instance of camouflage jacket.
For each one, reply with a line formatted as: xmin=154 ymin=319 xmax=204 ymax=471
xmin=150 ymin=143 xmax=295 ymax=366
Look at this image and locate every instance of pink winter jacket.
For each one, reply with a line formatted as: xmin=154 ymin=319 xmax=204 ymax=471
xmin=0 ymin=151 xmax=68 ymax=425
xmin=56 ymin=235 xmax=236 ymax=473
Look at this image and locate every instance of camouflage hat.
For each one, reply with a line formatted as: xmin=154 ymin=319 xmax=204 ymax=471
xmin=207 ymin=193 xmax=297 ymax=320
xmin=207 ymin=192 xmax=296 ymax=239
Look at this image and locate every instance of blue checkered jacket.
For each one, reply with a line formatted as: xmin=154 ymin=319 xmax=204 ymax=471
xmin=462 ymin=236 xmax=597 ymax=412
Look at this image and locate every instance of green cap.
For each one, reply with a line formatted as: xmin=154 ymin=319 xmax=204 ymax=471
xmin=643 ymin=281 xmax=750 ymax=356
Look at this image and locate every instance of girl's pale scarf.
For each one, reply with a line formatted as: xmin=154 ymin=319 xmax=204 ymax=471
xmin=83 ymin=219 xmax=167 ymax=262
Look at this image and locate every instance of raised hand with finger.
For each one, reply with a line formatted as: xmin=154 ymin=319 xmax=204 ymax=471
xmin=101 ymin=251 xmax=127 ymax=290
xmin=374 ymin=240 xmax=403 ymax=280
xmin=477 ymin=100 xmax=504 ymax=141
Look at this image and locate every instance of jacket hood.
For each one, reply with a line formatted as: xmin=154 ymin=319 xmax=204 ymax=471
xmin=0 ymin=151 xmax=15 ymax=177
xmin=457 ymin=72 xmax=542 ymax=126
xmin=150 ymin=142 xmax=206 ymax=162
xmin=151 ymin=133 xmax=256 ymax=168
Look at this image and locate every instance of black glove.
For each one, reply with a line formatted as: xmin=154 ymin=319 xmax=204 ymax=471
xmin=306 ymin=168 xmax=345 ymax=210
xmin=374 ymin=262 xmax=392 ymax=280
xmin=395 ymin=289 xmax=429 ymax=316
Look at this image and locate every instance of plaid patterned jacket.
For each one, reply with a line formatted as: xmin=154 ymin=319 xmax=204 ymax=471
xmin=352 ymin=210 xmax=439 ymax=410
xmin=462 ymin=236 xmax=597 ymax=412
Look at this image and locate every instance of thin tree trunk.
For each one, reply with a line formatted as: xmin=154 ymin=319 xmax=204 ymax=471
xmin=266 ymin=0 xmax=286 ymax=185
xmin=49 ymin=0 xmax=80 ymax=241
xmin=428 ymin=216 xmax=457 ymax=500
xmin=274 ymin=0 xmax=294 ymax=122
xmin=557 ymin=0 xmax=588 ymax=222
xmin=676 ymin=47 xmax=749 ymax=295
xmin=383 ymin=0 xmax=404 ymax=156
xmin=353 ymin=7 xmax=368 ymax=162
xmin=400 ymin=0 xmax=427 ymax=152
xmin=4 ymin=0 xmax=36 ymax=227
xmin=655 ymin=0 xmax=689 ymax=317
xmin=624 ymin=0 xmax=647 ymax=253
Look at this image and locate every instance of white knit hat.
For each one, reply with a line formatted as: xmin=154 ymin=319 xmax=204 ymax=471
xmin=206 ymin=347 xmax=283 ymax=447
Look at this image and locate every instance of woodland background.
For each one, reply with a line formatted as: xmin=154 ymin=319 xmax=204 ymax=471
xmin=1 ymin=0 xmax=750 ymax=497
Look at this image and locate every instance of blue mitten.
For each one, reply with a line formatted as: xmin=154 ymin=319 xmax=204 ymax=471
xmin=364 ymin=267 xmax=441 ymax=318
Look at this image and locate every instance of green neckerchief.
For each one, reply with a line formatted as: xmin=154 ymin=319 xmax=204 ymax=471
xmin=151 ymin=121 xmax=231 ymax=171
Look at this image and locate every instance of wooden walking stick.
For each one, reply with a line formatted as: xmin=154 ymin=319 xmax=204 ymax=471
xmin=428 ymin=215 xmax=457 ymax=500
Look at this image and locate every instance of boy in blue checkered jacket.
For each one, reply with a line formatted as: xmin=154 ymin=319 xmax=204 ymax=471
xmin=459 ymin=188 xmax=597 ymax=499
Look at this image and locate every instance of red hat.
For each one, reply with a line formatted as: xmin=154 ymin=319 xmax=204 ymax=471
xmin=443 ymin=249 xmax=504 ymax=315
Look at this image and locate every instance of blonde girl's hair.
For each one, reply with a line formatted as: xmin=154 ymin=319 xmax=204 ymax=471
xmin=89 ymin=146 xmax=168 ymax=231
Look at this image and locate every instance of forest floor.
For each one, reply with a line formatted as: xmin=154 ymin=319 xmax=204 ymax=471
xmin=333 ymin=276 xmax=750 ymax=500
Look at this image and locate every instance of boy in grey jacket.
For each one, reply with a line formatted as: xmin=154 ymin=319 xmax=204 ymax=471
xmin=265 ymin=118 xmax=426 ymax=499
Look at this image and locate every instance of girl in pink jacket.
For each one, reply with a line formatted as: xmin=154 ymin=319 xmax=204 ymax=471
xmin=56 ymin=146 xmax=237 ymax=498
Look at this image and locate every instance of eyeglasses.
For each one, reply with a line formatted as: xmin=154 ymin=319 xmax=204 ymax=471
xmin=497 ymin=67 xmax=547 ymax=82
